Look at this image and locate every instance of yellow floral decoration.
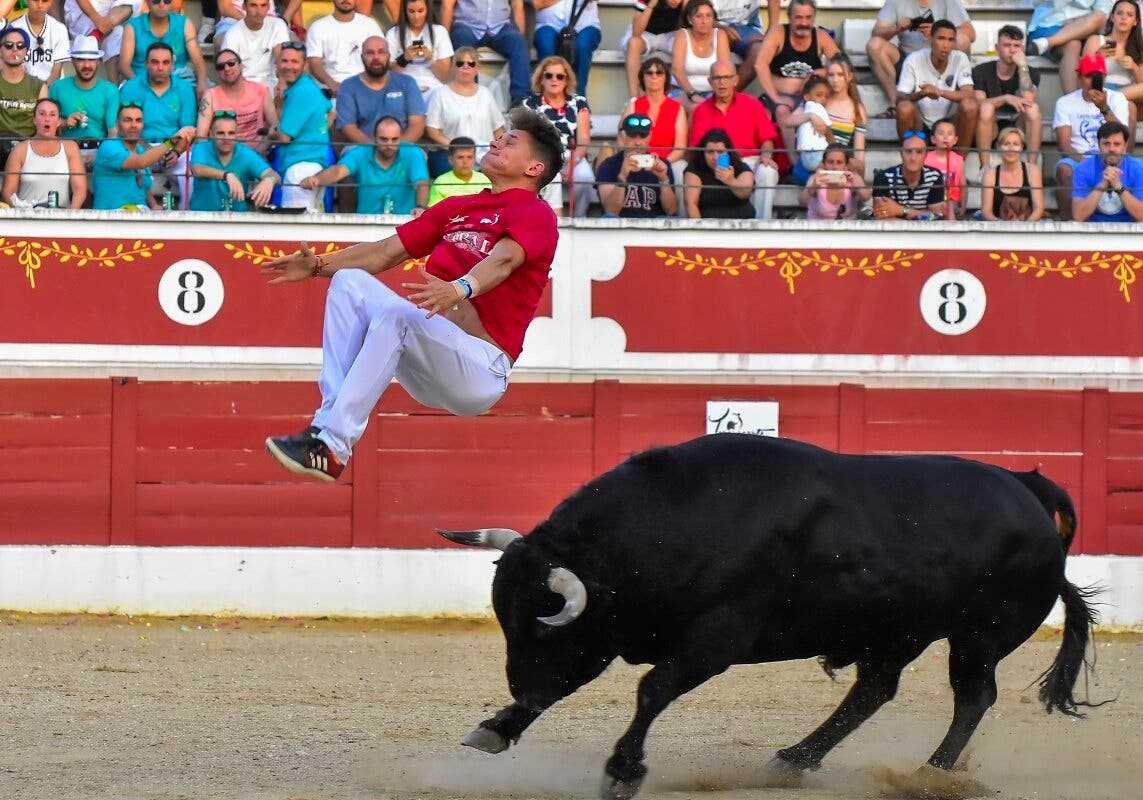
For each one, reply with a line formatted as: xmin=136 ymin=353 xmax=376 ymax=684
xmin=654 ymin=249 xmax=923 ymax=294
xmin=989 ymin=251 xmax=1136 ymax=302
xmin=3 ymin=238 xmax=165 ymax=289
xmin=224 ymin=242 xmax=426 ymax=272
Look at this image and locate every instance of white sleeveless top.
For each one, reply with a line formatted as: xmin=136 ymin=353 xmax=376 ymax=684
xmin=20 ymin=141 xmax=71 ymax=206
xmin=682 ymin=28 xmax=720 ymax=93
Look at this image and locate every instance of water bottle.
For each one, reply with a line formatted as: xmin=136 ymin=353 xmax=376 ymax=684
xmin=47 ymin=190 xmax=59 ymax=208
xmin=382 ymin=195 xmax=394 ymax=214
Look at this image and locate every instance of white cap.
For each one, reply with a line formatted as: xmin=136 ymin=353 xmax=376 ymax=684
xmin=70 ymin=34 xmax=105 ymax=59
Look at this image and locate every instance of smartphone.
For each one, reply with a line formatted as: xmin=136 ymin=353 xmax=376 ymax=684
xmin=632 ymin=153 xmax=656 ymax=169
xmin=820 ymin=170 xmax=847 ymax=185
xmin=1091 ymin=72 xmax=1104 ymax=91
xmin=909 ymin=9 xmax=933 ymax=30
xmin=716 ymin=153 xmax=731 ymax=169
xmin=412 ymin=39 xmax=424 ymax=46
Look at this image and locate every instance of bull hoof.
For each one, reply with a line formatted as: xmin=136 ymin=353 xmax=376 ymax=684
xmin=598 ymin=772 xmax=645 ymax=800
xmin=460 ymin=726 xmax=509 ymax=754
xmin=761 ymin=754 xmax=809 ymax=788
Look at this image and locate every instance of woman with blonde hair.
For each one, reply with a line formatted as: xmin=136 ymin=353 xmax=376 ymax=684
xmin=980 ymin=126 xmax=1044 ymax=221
xmin=523 ymin=54 xmax=595 ymax=216
xmin=784 ymin=54 xmax=868 ymax=177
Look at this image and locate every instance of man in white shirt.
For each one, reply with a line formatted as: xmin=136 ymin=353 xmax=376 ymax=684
xmin=896 ymin=19 xmax=977 ymax=146
xmin=11 ymin=0 xmax=70 ymax=84
xmin=63 ymin=0 xmax=142 ymax=80
xmin=305 ymin=0 xmax=384 ymax=96
xmin=220 ymin=0 xmax=290 ymax=89
xmin=1053 ymin=52 xmax=1130 ymax=218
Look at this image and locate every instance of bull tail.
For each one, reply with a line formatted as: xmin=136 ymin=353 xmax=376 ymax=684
xmin=1012 ymin=468 xmax=1078 ymax=552
xmin=1036 ymin=581 xmax=1107 ymax=716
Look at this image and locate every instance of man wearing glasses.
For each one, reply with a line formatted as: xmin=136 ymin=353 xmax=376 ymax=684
xmin=196 ymin=49 xmax=278 ymax=155
xmin=270 ymin=41 xmax=333 ymax=210
xmin=595 ymin=112 xmax=678 ymax=217
xmin=299 ymin=115 xmax=430 ymax=214
xmin=51 ymin=35 xmax=119 ymax=167
xmin=218 ymin=0 xmax=290 ymax=90
xmin=10 ymin=0 xmax=70 ymax=84
xmin=92 ymin=101 xmax=195 ymax=209
xmin=261 ymin=108 xmax=563 ymax=483
xmin=336 ymin=35 xmax=425 ymax=145
xmin=0 ymin=27 xmax=46 ymax=164
xmin=871 ymin=129 xmax=947 ymax=220
xmin=189 ymin=109 xmax=280 ymax=211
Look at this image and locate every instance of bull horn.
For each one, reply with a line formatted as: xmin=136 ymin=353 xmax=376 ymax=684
xmin=537 ymin=567 xmax=588 ymax=627
xmin=436 ymin=527 xmax=522 ymax=551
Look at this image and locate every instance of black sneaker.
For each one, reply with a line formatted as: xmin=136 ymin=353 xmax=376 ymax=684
xmin=266 ymin=432 xmax=344 ymax=482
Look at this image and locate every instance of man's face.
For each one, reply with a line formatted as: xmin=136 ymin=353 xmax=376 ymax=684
xmin=449 ymin=147 xmax=476 ymax=175
xmin=996 ymin=34 xmax=1024 ymax=65
xmin=278 ymin=48 xmax=305 ymax=84
xmin=212 ymin=117 xmax=238 ymax=155
xmin=482 ymin=129 xmax=541 ymax=183
xmin=146 ymin=49 xmax=174 ymax=82
xmin=74 ymin=57 xmax=100 ymax=81
xmin=26 ymin=0 xmax=52 ymax=18
xmin=374 ymin=120 xmax=402 ymax=160
xmin=148 ymin=0 xmax=171 ymax=19
xmin=1 ymin=34 xmax=27 ymax=67
xmin=1100 ymin=132 xmax=1128 ymax=165
xmin=118 ymin=107 xmax=144 ymax=141
xmin=789 ymin=2 xmax=816 ymax=36
xmin=333 ymin=0 xmax=356 ymax=14
xmin=710 ymin=67 xmax=737 ymax=101
xmin=901 ymin=137 xmax=928 ymax=169
xmin=244 ymin=0 xmax=270 ymax=26
xmin=216 ymin=53 xmax=243 ymax=85
xmin=362 ymin=37 xmax=389 ymax=78
xmin=621 ymin=128 xmax=650 ymax=153
xmin=932 ymin=27 xmax=956 ymax=59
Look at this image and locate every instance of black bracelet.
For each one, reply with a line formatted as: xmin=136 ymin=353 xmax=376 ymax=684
xmin=396 ymin=52 xmax=410 ymax=67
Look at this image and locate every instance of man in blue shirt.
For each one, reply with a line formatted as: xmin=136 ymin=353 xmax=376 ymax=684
xmin=1072 ymin=120 xmax=1143 ymax=222
xmin=300 ymin=115 xmax=429 ymax=214
xmin=92 ymin=102 xmax=195 ymax=209
xmin=49 ymin=35 xmax=119 ymax=166
xmin=118 ymin=41 xmax=198 ymax=207
xmin=440 ymin=0 xmax=530 ymax=107
xmin=189 ymin=110 xmax=280 ymax=211
xmin=270 ymin=41 xmax=333 ymax=210
xmin=335 ymin=36 xmax=425 ymax=145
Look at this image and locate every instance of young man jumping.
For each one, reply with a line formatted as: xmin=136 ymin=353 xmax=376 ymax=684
xmin=262 ymin=108 xmax=563 ymax=482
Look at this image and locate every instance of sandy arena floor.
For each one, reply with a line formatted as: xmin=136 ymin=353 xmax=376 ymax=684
xmin=1 ymin=615 xmax=1139 ymax=800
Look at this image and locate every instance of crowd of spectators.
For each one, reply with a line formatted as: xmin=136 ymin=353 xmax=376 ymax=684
xmin=0 ymin=0 xmax=1142 ymax=221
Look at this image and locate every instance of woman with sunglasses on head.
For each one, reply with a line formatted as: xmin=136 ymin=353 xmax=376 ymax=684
xmin=425 ymin=46 xmax=506 ymax=176
xmin=1083 ymin=0 xmax=1143 ymax=132
xmin=119 ymin=0 xmax=209 ymax=94
xmin=524 ymin=54 xmax=595 ymax=216
xmin=387 ymin=0 xmax=454 ymax=102
xmin=8 ymin=0 xmax=69 ymax=84
xmin=196 ymin=49 xmax=278 ymax=154
xmin=3 ymin=97 xmax=86 ymax=208
xmin=671 ymin=0 xmax=728 ymax=113
xmin=620 ymin=55 xmax=687 ymax=164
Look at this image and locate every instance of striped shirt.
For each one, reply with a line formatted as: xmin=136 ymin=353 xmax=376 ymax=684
xmin=873 ymin=164 xmax=945 ymax=209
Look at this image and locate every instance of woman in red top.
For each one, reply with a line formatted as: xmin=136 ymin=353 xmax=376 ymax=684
xmin=621 ymin=55 xmax=688 ymax=164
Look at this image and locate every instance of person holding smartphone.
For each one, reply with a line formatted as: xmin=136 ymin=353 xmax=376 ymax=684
xmin=595 ymin=112 xmax=678 ymax=217
xmin=683 ymin=127 xmax=754 ymax=218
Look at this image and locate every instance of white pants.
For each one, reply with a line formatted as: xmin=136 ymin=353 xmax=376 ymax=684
xmin=281 ymin=161 xmax=325 ymax=210
xmin=743 ymin=156 xmax=779 ymax=220
xmin=312 ymin=270 xmax=512 ymax=463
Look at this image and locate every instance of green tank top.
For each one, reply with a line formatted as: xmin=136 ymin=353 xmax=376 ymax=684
xmin=0 ymin=73 xmax=43 ymax=138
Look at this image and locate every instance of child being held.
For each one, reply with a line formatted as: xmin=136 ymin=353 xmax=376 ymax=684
xmin=923 ymin=118 xmax=963 ymax=217
xmin=794 ymin=76 xmax=835 ymax=184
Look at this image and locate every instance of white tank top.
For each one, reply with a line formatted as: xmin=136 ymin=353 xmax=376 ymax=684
xmin=20 ymin=141 xmax=71 ymax=206
xmin=682 ymin=28 xmax=720 ymax=93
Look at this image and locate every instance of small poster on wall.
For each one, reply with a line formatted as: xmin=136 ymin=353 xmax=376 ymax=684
xmin=705 ymin=401 xmax=779 ymax=437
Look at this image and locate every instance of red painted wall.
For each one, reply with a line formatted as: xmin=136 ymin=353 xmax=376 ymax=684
xmin=2 ymin=379 xmax=1141 ymax=555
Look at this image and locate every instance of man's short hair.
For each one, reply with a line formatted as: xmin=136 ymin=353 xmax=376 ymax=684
xmin=788 ymin=0 xmax=816 ymax=12
xmin=0 ymin=25 xmax=30 ymax=49
xmin=145 ymin=41 xmax=175 ymax=59
xmin=1098 ymin=120 xmax=1130 ymax=141
xmin=507 ymin=107 xmax=564 ymax=190
xmin=374 ymin=115 xmax=404 ymax=136
xmin=997 ymin=24 xmax=1025 ymax=42
xmin=448 ymin=136 xmax=476 ymax=153
xmin=931 ymin=19 xmax=957 ymax=38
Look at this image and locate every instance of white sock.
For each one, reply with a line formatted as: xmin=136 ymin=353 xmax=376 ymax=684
xmin=1032 ymin=37 xmax=1049 ymax=53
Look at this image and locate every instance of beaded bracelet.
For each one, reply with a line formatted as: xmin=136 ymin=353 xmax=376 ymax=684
xmin=311 ymin=252 xmax=330 ymax=278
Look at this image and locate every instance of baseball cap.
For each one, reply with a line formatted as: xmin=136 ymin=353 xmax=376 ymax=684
xmin=70 ymin=34 xmax=105 ymax=59
xmin=621 ymin=113 xmax=652 ymax=135
xmin=1078 ymin=52 xmax=1107 ymax=75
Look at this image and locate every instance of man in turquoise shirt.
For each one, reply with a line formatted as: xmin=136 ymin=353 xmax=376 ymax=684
xmin=118 ymin=41 xmax=198 ymax=207
xmin=92 ymin=102 xmax=196 ymax=209
xmin=189 ymin=110 xmax=280 ymax=211
xmin=49 ymin=35 xmax=119 ymax=166
xmin=270 ymin=42 xmax=333 ymax=210
xmin=300 ymin=115 xmax=429 ymax=214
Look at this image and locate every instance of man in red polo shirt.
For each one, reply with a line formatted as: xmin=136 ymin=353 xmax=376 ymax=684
xmin=689 ymin=58 xmax=785 ymax=219
xmin=261 ymin=108 xmax=563 ymax=482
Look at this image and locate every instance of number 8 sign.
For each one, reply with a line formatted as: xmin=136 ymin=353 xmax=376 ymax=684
xmin=157 ymin=260 xmax=225 ymax=326
xmin=919 ymin=268 xmax=987 ymax=336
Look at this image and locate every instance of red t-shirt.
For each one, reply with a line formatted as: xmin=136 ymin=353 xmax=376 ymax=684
xmin=689 ymin=93 xmax=790 ymax=175
xmin=396 ymin=188 xmax=558 ymax=361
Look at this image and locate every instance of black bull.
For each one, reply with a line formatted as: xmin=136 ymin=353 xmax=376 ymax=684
xmin=439 ymin=433 xmax=1099 ymax=800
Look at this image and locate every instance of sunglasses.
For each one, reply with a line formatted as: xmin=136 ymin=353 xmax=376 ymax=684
xmin=623 ymin=116 xmax=652 ymax=129
xmin=213 ymin=109 xmax=237 ymax=119
xmin=543 ymin=71 xmax=567 ymax=80
xmin=216 ymin=58 xmax=240 ymax=69
xmin=1 ymin=41 xmax=27 ymax=50
xmin=454 ymin=58 xmax=477 ymax=67
xmin=643 ymin=68 xmax=666 ymax=75
xmin=902 ymin=129 xmax=928 ymax=141
xmin=281 ymin=41 xmax=306 ymax=51
xmin=119 ymin=101 xmax=144 ymax=110
xmin=153 ymin=0 xmax=174 ymax=5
